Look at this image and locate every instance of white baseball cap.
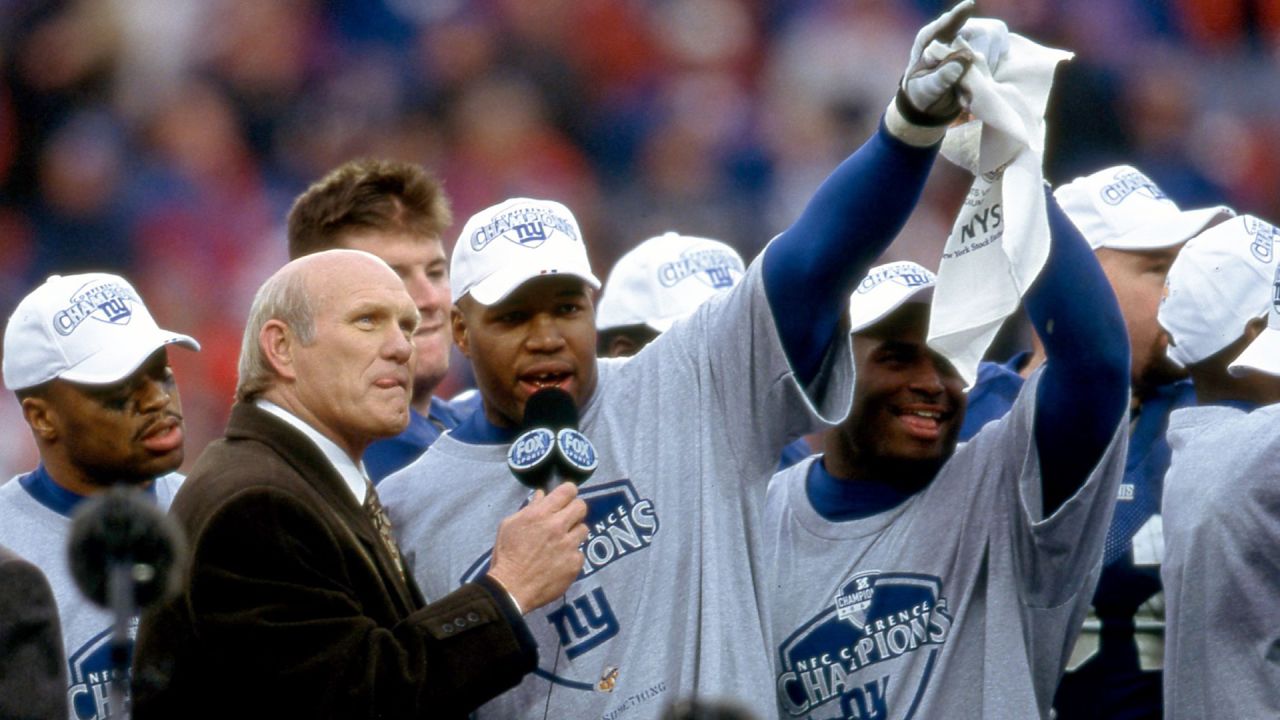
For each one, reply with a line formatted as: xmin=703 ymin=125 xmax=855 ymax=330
xmin=1158 ymin=215 xmax=1279 ymax=368
xmin=3 ymin=273 xmax=200 ymax=391
xmin=1054 ymin=165 xmax=1234 ymax=251
xmin=1230 ymin=261 xmax=1280 ymax=377
xmin=848 ymin=261 xmax=937 ymax=333
xmin=450 ymin=197 xmax=601 ymax=305
xmin=596 ymin=232 xmax=746 ymax=333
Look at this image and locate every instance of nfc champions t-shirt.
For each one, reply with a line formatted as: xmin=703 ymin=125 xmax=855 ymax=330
xmin=380 ymin=260 xmax=854 ymax=719
xmin=0 ymin=467 xmax=183 ymax=720
xmin=762 ymin=372 xmax=1126 ymax=719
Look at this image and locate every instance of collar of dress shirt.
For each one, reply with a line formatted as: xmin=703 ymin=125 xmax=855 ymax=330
xmin=255 ymin=399 xmax=368 ymax=505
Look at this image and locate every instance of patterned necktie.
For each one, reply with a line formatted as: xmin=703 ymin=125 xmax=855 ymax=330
xmin=362 ymin=478 xmax=406 ymax=583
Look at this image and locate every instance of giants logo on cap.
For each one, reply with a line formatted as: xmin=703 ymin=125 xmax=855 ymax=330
xmin=856 ymin=264 xmax=934 ymax=294
xmin=52 ymin=282 xmax=136 ymax=336
xmin=1100 ymin=170 xmax=1167 ymax=206
xmin=1246 ymin=216 xmax=1279 ymax=263
xmin=657 ymin=248 xmax=743 ymax=290
xmin=470 ymin=207 xmax=579 ymax=251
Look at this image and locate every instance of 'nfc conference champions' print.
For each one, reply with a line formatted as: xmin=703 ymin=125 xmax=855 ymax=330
xmin=777 ymin=571 xmax=953 ymax=719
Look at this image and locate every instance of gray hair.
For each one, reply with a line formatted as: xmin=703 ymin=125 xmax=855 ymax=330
xmin=235 ymin=268 xmax=317 ymax=403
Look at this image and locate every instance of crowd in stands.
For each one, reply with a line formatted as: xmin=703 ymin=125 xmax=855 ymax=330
xmin=3 ymin=0 xmax=1279 ymax=478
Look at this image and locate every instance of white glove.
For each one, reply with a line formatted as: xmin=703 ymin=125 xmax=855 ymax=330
xmin=897 ymin=0 xmax=977 ymax=126
xmin=957 ymin=18 xmax=1010 ymax=75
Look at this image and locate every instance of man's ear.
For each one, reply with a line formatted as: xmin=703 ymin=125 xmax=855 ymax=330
xmin=605 ymin=334 xmax=641 ymax=358
xmin=20 ymin=395 xmax=58 ymax=442
xmin=452 ymin=304 xmax=471 ymax=359
xmin=260 ymin=319 xmax=299 ymax=381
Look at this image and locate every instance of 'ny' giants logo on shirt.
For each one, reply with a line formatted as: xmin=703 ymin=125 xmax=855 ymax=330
xmin=548 ymin=587 xmax=619 ymax=660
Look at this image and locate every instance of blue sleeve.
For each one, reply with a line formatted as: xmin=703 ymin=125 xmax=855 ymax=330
xmin=1025 ymin=186 xmax=1130 ymax=516
xmin=763 ymin=120 xmax=940 ymax=385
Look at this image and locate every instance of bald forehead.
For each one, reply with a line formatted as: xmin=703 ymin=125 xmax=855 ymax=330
xmin=288 ymin=248 xmax=396 ymax=278
xmin=290 ymin=249 xmax=398 ymax=290
xmin=286 ymin=250 xmax=411 ymax=320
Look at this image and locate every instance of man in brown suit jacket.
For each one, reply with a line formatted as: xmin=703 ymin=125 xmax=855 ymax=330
xmin=0 ymin=544 xmax=67 ymax=720
xmin=132 ymin=250 xmax=588 ymax=719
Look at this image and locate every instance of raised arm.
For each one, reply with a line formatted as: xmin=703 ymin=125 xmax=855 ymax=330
xmin=763 ymin=1 xmax=981 ymax=384
xmin=1025 ymin=187 xmax=1130 ymax=516
xmin=763 ymin=124 xmax=941 ymax=385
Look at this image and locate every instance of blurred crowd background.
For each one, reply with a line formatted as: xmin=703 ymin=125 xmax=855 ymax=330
xmin=3 ymin=0 xmax=1279 ymax=479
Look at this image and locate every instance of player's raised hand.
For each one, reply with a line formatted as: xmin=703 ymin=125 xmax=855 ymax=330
xmin=897 ymin=0 xmax=977 ymax=126
xmin=957 ymin=18 xmax=1010 ymax=74
xmin=486 ymin=482 xmax=588 ymax=613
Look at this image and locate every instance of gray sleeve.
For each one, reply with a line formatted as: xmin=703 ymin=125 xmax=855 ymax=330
xmin=657 ymin=257 xmax=855 ymax=475
xmin=995 ymin=370 xmax=1128 ymax=609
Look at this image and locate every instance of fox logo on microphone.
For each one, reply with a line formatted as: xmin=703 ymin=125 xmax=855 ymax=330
xmin=509 ymin=428 xmax=555 ymax=471
xmin=557 ymin=428 xmax=598 ymax=477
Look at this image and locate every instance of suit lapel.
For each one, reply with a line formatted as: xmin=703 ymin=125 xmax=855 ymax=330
xmin=225 ymin=403 xmax=422 ymax=612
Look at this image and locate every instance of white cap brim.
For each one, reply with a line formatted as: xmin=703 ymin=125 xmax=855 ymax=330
xmin=598 ymin=306 xmax=700 ymax=334
xmin=467 ymin=265 xmax=601 ymax=306
xmin=1229 ymin=327 xmax=1280 ymax=377
xmin=850 ymin=285 xmax=935 ymax=333
xmin=643 ymin=316 xmax=680 ymax=334
xmin=57 ymin=331 xmax=200 ymax=386
xmin=1098 ymin=205 xmax=1235 ymax=251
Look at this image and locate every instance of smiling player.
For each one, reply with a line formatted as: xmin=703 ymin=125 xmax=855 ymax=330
xmin=0 ymin=272 xmax=199 ymax=720
xmin=762 ymin=182 xmax=1131 ymax=717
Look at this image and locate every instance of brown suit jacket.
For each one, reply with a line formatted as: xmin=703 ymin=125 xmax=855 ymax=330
xmin=0 ymin=545 xmax=67 ymax=720
xmin=132 ymin=403 xmax=536 ymax=719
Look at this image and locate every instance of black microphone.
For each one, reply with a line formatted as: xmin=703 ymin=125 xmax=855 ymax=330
xmin=67 ymin=486 xmax=186 ymax=719
xmin=507 ymin=388 xmax=596 ymax=491
xmin=68 ymin=487 xmax=185 ymax=609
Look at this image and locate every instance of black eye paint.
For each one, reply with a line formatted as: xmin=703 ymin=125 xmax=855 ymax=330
xmin=82 ymin=383 xmax=133 ymax=412
xmin=80 ymin=365 xmax=174 ymax=413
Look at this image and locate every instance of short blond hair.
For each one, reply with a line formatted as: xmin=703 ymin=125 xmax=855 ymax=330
xmin=287 ymin=159 xmax=452 ymax=258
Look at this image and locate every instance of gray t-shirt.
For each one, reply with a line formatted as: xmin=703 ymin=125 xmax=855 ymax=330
xmin=0 ymin=470 xmax=183 ymax=720
xmin=762 ymin=372 xmax=1126 ymax=719
xmin=1162 ymin=404 xmax=1280 ymax=720
xmin=380 ymin=260 xmax=854 ymax=719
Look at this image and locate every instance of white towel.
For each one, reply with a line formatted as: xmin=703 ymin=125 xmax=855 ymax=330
xmin=926 ymin=33 xmax=1073 ymax=386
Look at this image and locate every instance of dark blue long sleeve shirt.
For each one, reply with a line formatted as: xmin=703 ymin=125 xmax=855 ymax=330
xmin=1027 ymin=187 xmax=1130 ymax=515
